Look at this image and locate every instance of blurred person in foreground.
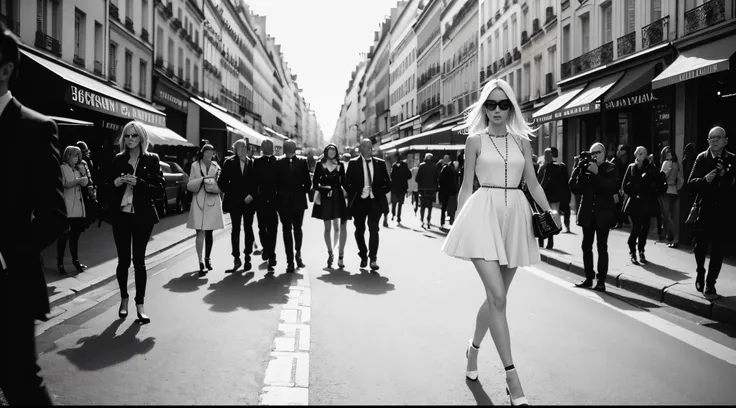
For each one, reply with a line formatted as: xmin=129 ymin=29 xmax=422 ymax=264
xmin=0 ymin=23 xmax=67 ymax=405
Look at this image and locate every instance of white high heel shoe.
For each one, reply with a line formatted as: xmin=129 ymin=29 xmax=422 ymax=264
xmin=465 ymin=339 xmax=479 ymax=381
xmin=505 ymin=367 xmax=530 ymax=406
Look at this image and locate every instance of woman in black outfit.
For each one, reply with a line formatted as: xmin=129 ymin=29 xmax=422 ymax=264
xmin=622 ymin=146 xmax=660 ymax=265
xmin=104 ymin=120 xmax=165 ymax=324
xmin=311 ymin=144 xmax=350 ymax=268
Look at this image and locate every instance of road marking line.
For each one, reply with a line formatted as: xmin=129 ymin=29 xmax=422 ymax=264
xmin=525 ymin=266 xmax=736 ymax=366
xmin=259 ymin=267 xmax=311 ymax=405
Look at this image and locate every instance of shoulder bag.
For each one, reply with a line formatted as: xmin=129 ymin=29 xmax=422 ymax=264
xmin=514 ymin=135 xmax=561 ymax=240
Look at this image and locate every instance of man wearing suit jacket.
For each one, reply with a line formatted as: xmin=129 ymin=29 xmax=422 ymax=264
xmin=390 ymin=154 xmax=412 ymax=224
xmin=344 ymin=139 xmax=391 ymax=271
xmin=253 ymin=140 xmax=280 ymax=272
xmin=0 ymin=25 xmax=67 ymax=405
xmin=219 ymin=139 xmax=257 ymax=272
xmin=274 ymin=140 xmax=312 ymax=273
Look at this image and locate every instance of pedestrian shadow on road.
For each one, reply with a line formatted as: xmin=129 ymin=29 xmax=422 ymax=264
xmin=58 ymin=320 xmax=156 ymax=371
xmin=162 ymin=271 xmax=211 ymax=293
xmin=466 ymin=380 xmax=495 ymax=405
xmin=202 ymin=270 xmax=294 ymax=312
xmin=636 ymin=262 xmax=690 ymax=282
xmin=317 ymin=268 xmax=395 ymax=295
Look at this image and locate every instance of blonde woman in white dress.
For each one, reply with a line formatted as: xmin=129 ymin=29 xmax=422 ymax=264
xmin=442 ymin=79 xmax=555 ymax=406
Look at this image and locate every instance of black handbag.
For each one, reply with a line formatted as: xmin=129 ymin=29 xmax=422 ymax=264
xmin=522 ymin=181 xmax=562 ymax=239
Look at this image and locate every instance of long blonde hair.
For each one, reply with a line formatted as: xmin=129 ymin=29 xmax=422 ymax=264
xmin=456 ymin=78 xmax=536 ymax=140
xmin=118 ymin=120 xmax=150 ymax=154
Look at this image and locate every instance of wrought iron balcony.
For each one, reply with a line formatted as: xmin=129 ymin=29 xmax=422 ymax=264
xmin=109 ymin=3 xmax=120 ymax=22
xmin=73 ymin=54 xmax=85 ymax=67
xmin=561 ymin=41 xmax=613 ymax=80
xmin=141 ymin=28 xmax=149 ymax=42
xmin=642 ymin=16 xmax=669 ymax=50
xmin=171 ymin=17 xmax=182 ymax=31
xmin=617 ymin=31 xmax=636 ymax=58
xmin=0 ymin=14 xmax=19 ymax=35
xmin=94 ymin=60 xmax=103 ymax=75
xmin=125 ymin=17 xmax=135 ymax=33
xmin=34 ymin=31 xmax=61 ymax=56
xmin=685 ymin=0 xmax=726 ymax=35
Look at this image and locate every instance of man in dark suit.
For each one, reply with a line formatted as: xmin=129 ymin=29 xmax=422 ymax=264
xmin=438 ymin=154 xmax=458 ymax=227
xmin=344 ymin=138 xmax=391 ymax=271
xmin=390 ymin=154 xmax=412 ymax=224
xmin=0 ymin=25 xmax=68 ymax=405
xmin=219 ymin=139 xmax=257 ymax=272
xmin=274 ymin=140 xmax=311 ymax=273
xmin=253 ymin=139 xmax=280 ymax=272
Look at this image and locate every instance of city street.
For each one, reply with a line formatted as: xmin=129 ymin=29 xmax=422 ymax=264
xmin=33 ymin=203 xmax=736 ymax=405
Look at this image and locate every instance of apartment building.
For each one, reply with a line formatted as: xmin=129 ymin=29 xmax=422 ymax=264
xmin=108 ymin=0 xmax=154 ymax=99
xmin=388 ymin=0 xmax=421 ymax=143
xmin=480 ymin=0 xmax=522 ymax=99
xmin=373 ymin=14 xmax=394 ymax=141
xmin=414 ymin=0 xmax=443 ymax=133
xmin=441 ymin=0 xmax=479 ymax=126
xmin=330 ymin=56 xmax=367 ymax=151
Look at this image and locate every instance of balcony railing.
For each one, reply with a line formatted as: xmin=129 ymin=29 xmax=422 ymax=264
xmin=617 ymin=31 xmax=636 ymax=58
xmin=34 ymin=31 xmax=61 ymax=56
xmin=505 ymin=52 xmax=512 ymax=65
xmin=141 ymin=28 xmax=149 ymax=42
xmin=642 ymin=16 xmax=669 ymax=50
xmin=171 ymin=17 xmax=182 ymax=31
xmin=0 ymin=14 xmax=19 ymax=35
xmin=124 ymin=82 xmax=132 ymax=92
xmin=109 ymin=3 xmax=120 ymax=22
xmin=685 ymin=0 xmax=726 ymax=35
xmin=486 ymin=18 xmax=492 ymax=29
xmin=486 ymin=64 xmax=492 ymax=77
xmin=561 ymin=0 xmax=570 ymax=10
xmin=561 ymin=41 xmax=613 ymax=80
xmin=125 ymin=17 xmax=135 ymax=33
xmin=480 ymin=70 xmax=485 ymax=83
xmin=73 ymin=54 xmax=85 ymax=67
xmin=94 ymin=60 xmax=103 ymax=75
xmin=481 ymin=25 xmax=486 ymax=35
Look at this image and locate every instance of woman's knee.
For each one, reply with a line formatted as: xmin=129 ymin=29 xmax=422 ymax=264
xmin=486 ymin=290 xmax=507 ymax=310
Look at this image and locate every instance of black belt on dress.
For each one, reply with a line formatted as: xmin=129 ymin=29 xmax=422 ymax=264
xmin=480 ymin=185 xmax=520 ymax=190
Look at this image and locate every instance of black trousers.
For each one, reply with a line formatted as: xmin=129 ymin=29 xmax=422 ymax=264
xmin=391 ymin=191 xmax=406 ymax=219
xmin=278 ymin=208 xmax=305 ymax=265
xmin=694 ymin=229 xmax=727 ymax=286
xmin=352 ymin=197 xmax=382 ymax=260
xmin=559 ymin=199 xmax=571 ymax=230
xmin=411 ymin=192 xmax=419 ymax=211
xmin=440 ymin=193 xmax=457 ymax=225
xmin=0 ymin=275 xmax=53 ymax=405
xmin=230 ymin=203 xmax=256 ymax=261
xmin=112 ymin=213 xmax=154 ymax=305
xmin=628 ymin=214 xmax=650 ymax=253
xmin=57 ymin=217 xmax=86 ymax=262
xmin=257 ymin=204 xmax=279 ymax=260
xmin=581 ymin=222 xmax=611 ymax=281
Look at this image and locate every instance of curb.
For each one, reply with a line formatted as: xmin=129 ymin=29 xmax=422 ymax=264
xmin=47 ymin=221 xmax=232 ymax=311
xmin=539 ymin=252 xmax=736 ymax=326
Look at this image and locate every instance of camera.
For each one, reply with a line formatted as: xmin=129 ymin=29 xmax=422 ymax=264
xmin=578 ymin=151 xmax=593 ymax=169
xmin=715 ymin=156 xmax=732 ymax=174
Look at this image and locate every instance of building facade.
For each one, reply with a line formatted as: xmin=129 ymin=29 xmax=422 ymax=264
xmin=441 ymin=0 xmax=479 ymax=121
xmin=415 ymin=0 xmax=443 ymax=133
xmin=388 ymin=0 xmax=421 ymax=142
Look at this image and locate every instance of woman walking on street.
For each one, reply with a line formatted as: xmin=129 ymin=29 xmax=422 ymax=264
xmin=105 ymin=121 xmax=165 ymax=324
xmin=659 ymin=146 xmax=684 ymax=248
xmin=187 ymin=144 xmax=225 ymax=276
xmin=442 ymin=78 xmax=554 ymax=406
xmin=57 ymin=145 xmax=89 ymax=275
xmin=312 ymin=144 xmax=350 ymax=268
xmin=622 ymin=146 xmax=660 ymax=264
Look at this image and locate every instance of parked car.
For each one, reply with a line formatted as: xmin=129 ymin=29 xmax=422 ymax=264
xmin=154 ymin=161 xmax=190 ymax=217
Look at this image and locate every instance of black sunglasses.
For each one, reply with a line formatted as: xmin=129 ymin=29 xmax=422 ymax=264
xmin=123 ymin=133 xmax=140 ymax=139
xmin=484 ymin=99 xmax=512 ymax=111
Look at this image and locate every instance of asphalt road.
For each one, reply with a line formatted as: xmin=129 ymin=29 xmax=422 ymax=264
xmin=27 ymin=203 xmax=736 ymax=405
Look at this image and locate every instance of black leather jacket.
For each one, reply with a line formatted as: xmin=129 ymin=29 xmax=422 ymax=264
xmin=569 ymin=161 xmax=620 ymax=229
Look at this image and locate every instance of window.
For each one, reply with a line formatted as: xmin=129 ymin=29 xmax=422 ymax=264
xmin=94 ymin=22 xmax=103 ymax=64
xmin=125 ymin=0 xmax=132 ymax=20
xmin=547 ymin=46 xmax=557 ymax=85
xmin=534 ymin=55 xmax=542 ymax=98
xmin=156 ymin=26 xmax=164 ymax=58
xmin=178 ymin=47 xmax=183 ymax=72
xmin=502 ymin=24 xmax=508 ymax=54
xmin=624 ymin=0 xmax=636 ymax=34
xmin=142 ymin=0 xmax=148 ymax=31
xmin=523 ymin=63 xmax=530 ymax=101
xmin=562 ymin=24 xmax=570 ymax=62
xmin=139 ymin=60 xmax=147 ymax=96
xmin=167 ymin=37 xmax=174 ymax=68
xmin=109 ymin=42 xmax=118 ymax=80
xmin=511 ymin=16 xmax=517 ymax=49
xmin=516 ymin=68 xmax=522 ymax=100
xmin=185 ymin=58 xmax=190 ymax=81
xmin=602 ymin=2 xmax=612 ymax=44
xmin=580 ymin=14 xmax=590 ymax=54
xmin=651 ymin=0 xmax=662 ymax=21
xmin=74 ymin=9 xmax=86 ymax=62
xmin=124 ymin=50 xmax=133 ymax=89
xmin=36 ymin=0 xmax=61 ymax=38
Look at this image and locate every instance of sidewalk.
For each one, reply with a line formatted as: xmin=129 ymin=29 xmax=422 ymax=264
xmin=43 ymin=213 xmax=216 ymax=309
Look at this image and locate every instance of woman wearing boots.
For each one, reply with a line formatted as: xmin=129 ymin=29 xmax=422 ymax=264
xmin=105 ymin=121 xmax=164 ymax=324
xmin=311 ymin=144 xmax=350 ymax=268
xmin=659 ymin=146 xmax=684 ymax=248
xmin=57 ymin=145 xmax=89 ymax=275
xmin=187 ymin=144 xmax=225 ymax=275
xmin=622 ymin=146 xmax=660 ymax=264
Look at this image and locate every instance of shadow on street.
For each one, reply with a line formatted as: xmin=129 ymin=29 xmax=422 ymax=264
xmin=162 ymin=271 xmax=211 ymax=293
xmin=317 ymin=268 xmax=395 ymax=295
xmin=57 ymin=320 xmax=156 ymax=371
xmin=466 ymin=380 xmax=495 ymax=406
xmin=201 ymin=271 xmax=295 ymax=312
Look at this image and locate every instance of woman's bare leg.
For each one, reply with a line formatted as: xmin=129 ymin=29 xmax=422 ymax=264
xmin=331 ymin=219 xmax=340 ymax=249
xmin=323 ymin=220 xmax=332 ymax=253
xmin=338 ymin=220 xmax=348 ymax=256
xmin=195 ymin=230 xmax=205 ymax=262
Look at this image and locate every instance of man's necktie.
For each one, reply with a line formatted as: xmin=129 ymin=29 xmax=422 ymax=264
xmin=289 ymin=157 xmax=294 ymax=172
xmin=365 ymin=158 xmax=372 ymax=185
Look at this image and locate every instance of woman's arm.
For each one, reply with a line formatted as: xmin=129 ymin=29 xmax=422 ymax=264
xmin=133 ymin=155 xmax=165 ymax=197
xmin=520 ymin=138 xmax=552 ymax=212
xmin=457 ymin=134 xmax=480 ymax=212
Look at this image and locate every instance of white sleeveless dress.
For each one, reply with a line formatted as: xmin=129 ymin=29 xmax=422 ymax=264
xmin=441 ymin=132 xmax=540 ymax=268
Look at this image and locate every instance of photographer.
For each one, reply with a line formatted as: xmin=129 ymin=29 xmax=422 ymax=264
xmin=687 ymin=126 xmax=736 ymax=296
xmin=569 ymin=143 xmax=620 ymax=292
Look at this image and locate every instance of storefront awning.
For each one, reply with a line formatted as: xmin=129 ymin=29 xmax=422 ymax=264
xmin=263 ymin=126 xmax=290 ymax=141
xmin=190 ymin=97 xmax=269 ymax=145
xmin=139 ymin=123 xmax=194 ymax=147
xmin=652 ymin=34 xmax=736 ymax=90
xmin=49 ymin=116 xmax=94 ymax=127
xmin=532 ymin=86 xmax=585 ymax=124
xmin=21 ymin=50 xmax=166 ymax=127
xmin=603 ymin=60 xmax=663 ymax=110
xmin=558 ymin=72 xmax=623 ymax=119
xmin=379 ymin=125 xmax=455 ymax=151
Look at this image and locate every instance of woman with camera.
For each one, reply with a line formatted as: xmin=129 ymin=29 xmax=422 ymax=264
xmin=104 ymin=121 xmax=165 ymax=324
xmin=187 ymin=144 xmax=225 ymax=276
xmin=622 ymin=146 xmax=660 ymax=265
xmin=57 ymin=145 xmax=89 ymax=275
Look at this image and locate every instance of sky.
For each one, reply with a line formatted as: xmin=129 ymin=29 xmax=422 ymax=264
xmin=246 ymin=0 xmax=401 ymax=144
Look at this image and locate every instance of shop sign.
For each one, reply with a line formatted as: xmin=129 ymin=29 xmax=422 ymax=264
xmin=66 ymin=84 xmax=166 ymax=127
xmin=154 ymin=81 xmax=189 ymax=112
xmin=604 ymin=92 xmax=658 ymax=110
xmin=556 ymin=102 xmax=598 ymax=119
xmin=677 ymin=62 xmax=725 ymax=83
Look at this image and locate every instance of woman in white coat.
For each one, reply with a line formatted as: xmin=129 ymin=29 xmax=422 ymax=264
xmin=187 ymin=144 xmax=225 ymax=275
